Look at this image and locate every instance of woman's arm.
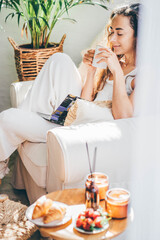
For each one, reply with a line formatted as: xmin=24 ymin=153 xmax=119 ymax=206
xmin=80 ymin=50 xmax=96 ymax=101
xmin=112 ymin=69 xmax=134 ymax=119
xmin=96 ymin=48 xmax=135 ymax=119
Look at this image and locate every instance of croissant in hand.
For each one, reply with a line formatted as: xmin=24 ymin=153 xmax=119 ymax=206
xmin=32 ymin=198 xmax=53 ymax=219
xmin=43 ymin=205 xmax=66 ymax=224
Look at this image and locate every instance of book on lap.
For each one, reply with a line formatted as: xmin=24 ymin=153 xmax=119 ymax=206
xmin=37 ymin=94 xmax=80 ymax=125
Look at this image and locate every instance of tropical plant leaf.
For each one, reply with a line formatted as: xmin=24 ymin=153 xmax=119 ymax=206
xmin=58 ymin=17 xmax=77 ymax=23
xmin=93 ymin=2 xmax=108 ymax=10
xmin=39 ymin=16 xmax=50 ymax=29
xmin=25 ymin=24 xmax=28 ymax=38
xmin=35 ymin=17 xmax=41 ymax=30
xmin=29 ymin=0 xmax=39 ymax=17
xmin=64 ymin=0 xmax=69 ymax=14
xmin=40 ymin=2 xmax=47 ymax=16
xmin=0 ymin=0 xmax=3 ymax=11
xmin=9 ymin=0 xmax=20 ymax=12
xmin=17 ymin=12 xmax=21 ymax=25
xmin=5 ymin=12 xmax=15 ymax=22
xmin=59 ymin=0 xmax=63 ymax=9
xmin=21 ymin=22 xmax=25 ymax=37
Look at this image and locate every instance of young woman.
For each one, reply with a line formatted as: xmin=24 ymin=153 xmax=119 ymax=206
xmin=82 ymin=3 xmax=139 ymax=119
xmin=0 ymin=3 xmax=140 ymax=179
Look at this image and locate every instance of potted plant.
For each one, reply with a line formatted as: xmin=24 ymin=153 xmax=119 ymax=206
xmin=0 ymin=0 xmax=110 ymax=81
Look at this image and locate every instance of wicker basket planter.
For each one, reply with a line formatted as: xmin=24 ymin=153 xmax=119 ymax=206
xmin=8 ymin=34 xmax=66 ymax=81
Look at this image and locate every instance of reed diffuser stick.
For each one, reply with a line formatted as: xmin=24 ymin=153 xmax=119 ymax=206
xmin=86 ymin=142 xmax=92 ymax=177
xmin=93 ymin=147 xmax=97 ymax=173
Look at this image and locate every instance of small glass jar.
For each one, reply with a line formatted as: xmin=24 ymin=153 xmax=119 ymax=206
xmin=105 ymin=188 xmax=130 ymax=219
xmin=85 ymin=176 xmax=99 ymax=210
xmin=86 ymin=172 xmax=109 ymax=201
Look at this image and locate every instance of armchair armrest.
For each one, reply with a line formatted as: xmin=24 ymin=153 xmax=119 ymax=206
xmin=10 ymin=81 xmax=34 ymax=108
xmin=46 ymin=118 xmax=137 ymax=193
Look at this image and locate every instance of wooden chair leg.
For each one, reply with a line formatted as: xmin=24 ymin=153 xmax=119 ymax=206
xmin=0 ymin=179 xmax=1 ymax=184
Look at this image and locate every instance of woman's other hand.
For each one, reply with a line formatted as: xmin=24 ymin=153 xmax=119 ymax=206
xmin=83 ymin=49 xmax=96 ymax=73
xmin=81 ymin=49 xmax=96 ymax=101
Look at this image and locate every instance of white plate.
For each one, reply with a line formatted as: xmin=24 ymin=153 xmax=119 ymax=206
xmin=74 ymin=219 xmax=109 ymax=235
xmin=26 ymin=196 xmax=71 ymax=227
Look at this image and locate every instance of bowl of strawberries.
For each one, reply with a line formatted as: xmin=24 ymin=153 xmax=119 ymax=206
xmin=74 ymin=208 xmax=110 ymax=234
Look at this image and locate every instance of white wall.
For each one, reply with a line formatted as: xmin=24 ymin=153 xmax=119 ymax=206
xmin=0 ymin=0 xmax=138 ymax=112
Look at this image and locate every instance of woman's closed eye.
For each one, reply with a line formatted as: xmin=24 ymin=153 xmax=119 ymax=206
xmin=108 ymin=32 xmax=123 ymax=37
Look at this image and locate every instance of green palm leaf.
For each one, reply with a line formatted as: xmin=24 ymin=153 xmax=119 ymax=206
xmin=39 ymin=16 xmax=50 ymax=29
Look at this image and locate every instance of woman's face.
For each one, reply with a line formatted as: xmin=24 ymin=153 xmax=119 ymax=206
xmin=108 ymin=15 xmax=136 ymax=56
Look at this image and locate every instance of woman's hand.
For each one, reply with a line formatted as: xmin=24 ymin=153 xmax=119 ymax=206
xmin=81 ymin=49 xmax=97 ymax=101
xmin=95 ymin=47 xmax=122 ymax=75
xmin=83 ymin=49 xmax=96 ymax=73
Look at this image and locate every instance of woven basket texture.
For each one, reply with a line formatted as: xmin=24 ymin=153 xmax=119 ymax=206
xmin=8 ymin=34 xmax=66 ymax=81
xmin=0 ymin=198 xmax=37 ymax=239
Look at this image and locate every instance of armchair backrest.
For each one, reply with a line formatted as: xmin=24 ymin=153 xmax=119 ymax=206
xmin=10 ymin=81 xmax=34 ymax=108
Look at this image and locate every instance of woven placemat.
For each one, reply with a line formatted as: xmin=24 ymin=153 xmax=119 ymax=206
xmin=0 ymin=197 xmax=37 ymax=240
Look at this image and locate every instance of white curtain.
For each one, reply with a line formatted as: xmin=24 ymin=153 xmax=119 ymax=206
xmin=127 ymin=0 xmax=160 ymax=239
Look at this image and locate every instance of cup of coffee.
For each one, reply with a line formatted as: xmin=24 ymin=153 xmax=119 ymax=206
xmin=92 ymin=45 xmax=108 ymax=69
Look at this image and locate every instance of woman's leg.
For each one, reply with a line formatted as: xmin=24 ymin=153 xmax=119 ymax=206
xmin=20 ymin=52 xmax=82 ymax=114
xmin=0 ymin=52 xmax=82 ymax=178
xmin=0 ymin=108 xmax=60 ymax=178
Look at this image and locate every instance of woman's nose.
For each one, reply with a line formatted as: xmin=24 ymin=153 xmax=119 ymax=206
xmin=110 ymin=34 xmax=117 ymax=42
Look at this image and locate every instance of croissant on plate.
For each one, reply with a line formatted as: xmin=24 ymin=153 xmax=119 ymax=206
xmin=43 ymin=205 xmax=66 ymax=224
xmin=32 ymin=198 xmax=53 ymax=219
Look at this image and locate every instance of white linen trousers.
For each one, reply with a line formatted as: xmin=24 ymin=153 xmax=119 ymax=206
xmin=0 ymin=53 xmax=82 ymax=178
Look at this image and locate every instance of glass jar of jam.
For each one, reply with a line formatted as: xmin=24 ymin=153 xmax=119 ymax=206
xmin=105 ymin=188 xmax=130 ymax=219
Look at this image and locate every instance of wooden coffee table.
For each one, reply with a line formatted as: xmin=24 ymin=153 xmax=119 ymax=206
xmin=39 ymin=188 xmax=132 ymax=240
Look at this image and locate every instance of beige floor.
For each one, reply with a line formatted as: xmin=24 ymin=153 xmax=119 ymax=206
xmin=0 ymin=151 xmax=42 ymax=240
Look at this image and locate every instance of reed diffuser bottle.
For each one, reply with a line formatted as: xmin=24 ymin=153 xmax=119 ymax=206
xmin=85 ymin=143 xmax=99 ymax=210
xmin=85 ymin=174 xmax=99 ymax=210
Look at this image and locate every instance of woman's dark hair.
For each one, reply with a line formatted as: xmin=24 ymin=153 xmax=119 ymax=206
xmin=110 ymin=3 xmax=140 ymax=38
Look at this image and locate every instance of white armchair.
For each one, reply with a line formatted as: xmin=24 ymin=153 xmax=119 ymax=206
xmin=10 ymin=81 xmax=137 ymax=204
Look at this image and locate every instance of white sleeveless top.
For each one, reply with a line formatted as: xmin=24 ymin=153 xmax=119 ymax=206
xmin=95 ymin=68 xmax=137 ymax=101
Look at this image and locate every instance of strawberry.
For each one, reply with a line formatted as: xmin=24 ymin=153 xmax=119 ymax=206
xmin=82 ymin=218 xmax=94 ymax=231
xmin=94 ymin=217 xmax=103 ymax=228
xmin=76 ymin=218 xmax=84 ymax=228
xmin=85 ymin=208 xmax=94 ymax=218
xmin=92 ymin=211 xmax=101 ymax=220
xmin=78 ymin=212 xmax=85 ymax=219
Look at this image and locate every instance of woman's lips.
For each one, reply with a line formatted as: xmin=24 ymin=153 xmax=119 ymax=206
xmin=113 ymin=45 xmax=120 ymax=48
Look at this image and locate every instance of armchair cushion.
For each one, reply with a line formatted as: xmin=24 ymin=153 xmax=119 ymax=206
xmin=64 ymin=99 xmax=113 ymax=126
xmin=18 ymin=142 xmax=47 ymax=188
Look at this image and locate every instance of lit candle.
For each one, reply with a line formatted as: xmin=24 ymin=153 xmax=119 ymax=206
xmin=105 ymin=188 xmax=130 ymax=219
xmin=85 ymin=172 xmax=109 ymax=201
